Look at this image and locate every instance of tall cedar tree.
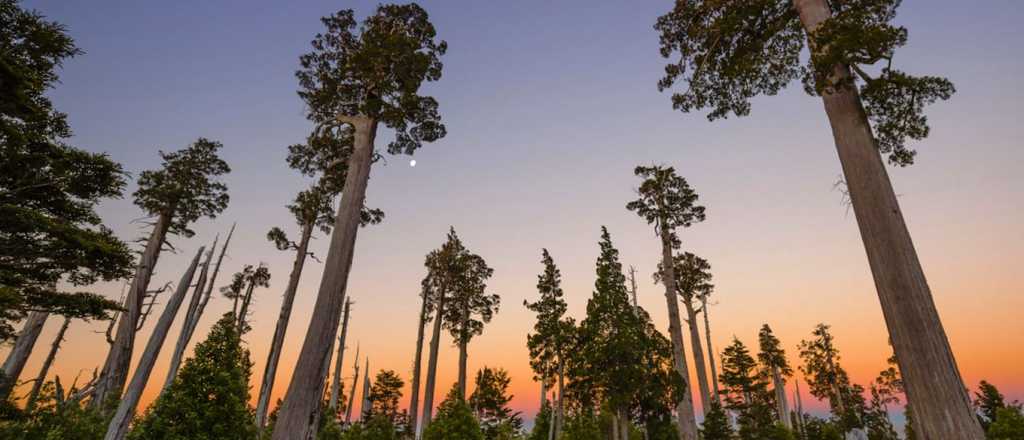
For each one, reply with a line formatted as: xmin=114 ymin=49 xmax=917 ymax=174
xmin=524 ymin=249 xmax=575 ymax=439
xmin=442 ymin=243 xmax=498 ymax=398
xmin=272 ymin=5 xmax=446 ymax=438
xmin=798 ymin=324 xmax=866 ymax=432
xmin=220 ymin=264 xmax=271 ymax=332
xmin=419 ymin=229 xmax=465 ymax=435
xmin=127 ymin=313 xmax=256 ymax=440
xmin=94 ymin=138 xmax=230 ymax=408
xmin=0 ymin=1 xmax=133 ymax=396
xmin=654 ymin=2 xmax=977 ymax=437
xmin=366 ymin=370 xmax=404 ymax=425
xmin=626 ymin=164 xmax=704 ymax=440
xmin=758 ymin=324 xmax=793 ymax=428
xmin=422 ymin=385 xmax=483 ymax=440
xmin=469 ymin=367 xmax=523 ymax=438
xmin=719 ymin=338 xmax=777 ymax=439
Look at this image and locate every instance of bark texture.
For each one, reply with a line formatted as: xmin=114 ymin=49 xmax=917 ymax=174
xmin=408 ymin=293 xmax=429 ymax=436
xmin=771 ymin=366 xmax=791 ymax=429
xmin=700 ymin=295 xmax=720 ymax=402
xmin=329 ymin=298 xmax=352 ymax=410
xmin=271 ymin=117 xmax=377 ymax=440
xmin=456 ymin=304 xmax=469 ymax=398
xmin=792 ymin=2 xmax=983 ymax=438
xmin=359 ymin=358 xmax=371 ymax=419
xmin=104 ymin=246 xmax=203 ymax=440
xmin=0 ymin=311 xmax=48 ymax=398
xmin=94 ymin=213 xmax=171 ymax=408
xmin=681 ymin=299 xmax=711 ymax=415
xmin=256 ymin=223 xmax=314 ymax=428
xmin=418 ymin=285 xmax=446 ymax=438
xmin=344 ymin=345 xmax=360 ymax=424
xmin=657 ymin=229 xmax=698 ymax=440
xmin=25 ymin=316 xmax=70 ymax=409
xmin=163 ymin=240 xmax=215 ymax=392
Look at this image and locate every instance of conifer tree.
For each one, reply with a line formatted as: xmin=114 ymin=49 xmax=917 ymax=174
xmin=408 ymin=284 xmax=432 ymax=437
xmin=654 ymin=2 xmax=977 ymax=437
xmin=656 ymin=251 xmax=714 ymax=417
xmin=95 ymin=138 xmax=231 ymax=408
xmin=163 ymin=237 xmax=217 ymax=392
xmin=442 ymin=245 xmax=497 ymax=398
xmin=758 ymin=324 xmax=793 ymax=428
xmin=525 ymin=249 xmax=575 ymax=439
xmin=627 ymin=165 xmax=705 ymax=439
xmin=700 ymin=401 xmax=734 ymax=440
xmin=469 ymin=367 xmax=522 ymax=438
xmin=975 ymin=380 xmax=1007 ymax=432
xmin=422 ymin=385 xmax=483 ymax=440
xmin=221 ymin=264 xmax=271 ymax=332
xmin=127 ymin=313 xmax=256 ymax=440
xmin=719 ymin=337 xmax=776 ymax=439
xmin=528 ymin=400 xmax=554 ymax=440
xmin=798 ymin=324 xmax=865 ymax=433
xmin=272 ymin=5 xmax=446 ymax=437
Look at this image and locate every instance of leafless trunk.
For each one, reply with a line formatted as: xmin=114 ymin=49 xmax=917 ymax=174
xmin=1 ymin=311 xmax=48 ymax=398
xmin=271 ymin=116 xmax=377 ymax=440
xmin=792 ymin=1 xmax=983 ymax=438
xmin=657 ymin=227 xmax=698 ymax=440
xmin=699 ymin=295 xmax=720 ymax=403
xmin=104 ymin=246 xmax=203 ymax=440
xmin=255 ymin=223 xmax=314 ymax=428
xmin=330 ymin=298 xmax=352 ymax=410
xmin=163 ymin=240 xmax=216 ymax=392
xmin=408 ymin=293 xmax=428 ymax=436
xmin=418 ymin=285 xmax=446 ymax=438
xmin=771 ymin=366 xmax=791 ymax=429
xmin=94 ymin=213 xmax=171 ymax=408
xmin=681 ymin=298 xmax=710 ymax=415
xmin=546 ymin=379 xmax=555 ymax=440
xmin=344 ymin=344 xmax=360 ymax=424
xmin=194 ymin=223 xmax=234 ymax=330
xmin=359 ymin=357 xmax=371 ymax=419
xmin=235 ymin=264 xmax=262 ymax=331
xmin=25 ymin=316 xmax=70 ymax=409
xmin=794 ymin=379 xmax=805 ymax=433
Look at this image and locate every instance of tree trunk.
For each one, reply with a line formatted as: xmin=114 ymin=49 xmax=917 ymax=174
xmin=408 ymin=293 xmax=429 ymax=436
xmin=330 ymin=298 xmax=352 ymax=410
xmin=619 ymin=407 xmax=630 ymax=440
xmin=271 ymin=116 xmax=377 ymax=440
xmin=236 ymin=272 xmax=258 ymax=331
xmin=457 ymin=309 xmax=469 ymax=398
xmin=94 ymin=213 xmax=171 ymax=408
xmin=359 ymin=358 xmax=371 ymax=420
xmin=657 ymin=228 xmax=699 ymax=440
xmin=771 ymin=366 xmax=791 ymax=429
xmin=792 ymin=2 xmax=983 ymax=438
xmin=682 ymin=298 xmax=711 ymax=415
xmin=700 ymin=295 xmax=720 ymax=403
xmin=256 ymin=223 xmax=314 ymax=428
xmin=104 ymin=246 xmax=203 ymax=440
xmin=612 ymin=410 xmax=620 ymax=440
xmin=0 ymin=311 xmax=48 ymax=398
xmin=163 ymin=240 xmax=215 ymax=392
xmin=556 ymin=364 xmax=565 ymax=438
xmin=418 ymin=285 xmax=446 ymax=438
xmin=795 ymin=379 xmax=806 ymax=433
xmin=344 ymin=345 xmax=360 ymax=424
xmin=546 ymin=380 xmax=555 ymax=440
xmin=193 ymin=223 xmax=234 ymax=332
xmin=25 ymin=316 xmax=70 ymax=409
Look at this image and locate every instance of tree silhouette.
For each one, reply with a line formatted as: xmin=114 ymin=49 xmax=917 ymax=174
xmin=469 ymin=367 xmax=522 ymax=438
xmin=798 ymin=324 xmax=865 ymax=432
xmin=441 ymin=243 xmax=498 ymax=399
xmin=757 ymin=324 xmax=793 ymax=429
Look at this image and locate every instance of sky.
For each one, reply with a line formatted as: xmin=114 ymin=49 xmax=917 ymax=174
xmin=6 ymin=0 xmax=1024 ymax=429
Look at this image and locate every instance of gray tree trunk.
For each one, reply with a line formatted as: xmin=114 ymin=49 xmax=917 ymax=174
xmin=163 ymin=240 xmax=215 ymax=392
xmin=408 ymin=293 xmax=429 ymax=436
xmin=94 ymin=213 xmax=171 ymax=408
xmin=359 ymin=358 xmax=371 ymax=419
xmin=235 ymin=269 xmax=259 ymax=331
xmin=682 ymin=298 xmax=711 ymax=415
xmin=657 ymin=227 xmax=698 ymax=440
xmin=330 ymin=298 xmax=352 ymax=410
xmin=546 ymin=379 xmax=555 ymax=440
xmin=271 ymin=116 xmax=377 ymax=440
xmin=418 ymin=285 xmax=446 ymax=438
xmin=792 ymin=4 xmax=984 ymax=437
xmin=256 ymin=223 xmax=314 ymax=428
xmin=699 ymin=295 xmax=720 ymax=403
xmin=457 ymin=303 xmax=469 ymax=398
xmin=25 ymin=316 xmax=70 ymax=409
xmin=104 ymin=246 xmax=203 ymax=440
xmin=794 ymin=379 xmax=805 ymax=434
xmin=192 ymin=223 xmax=235 ymax=333
xmin=344 ymin=344 xmax=360 ymax=424
xmin=771 ymin=366 xmax=791 ymax=429
xmin=1 ymin=311 xmax=48 ymax=398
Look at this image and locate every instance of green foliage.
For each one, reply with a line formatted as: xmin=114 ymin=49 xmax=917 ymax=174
xmin=626 ymin=165 xmax=705 ymax=248
xmin=700 ymin=400 xmax=734 ymax=440
xmin=798 ymin=324 xmax=866 ymax=431
xmin=367 ymin=370 xmax=404 ymax=423
xmin=987 ymin=406 xmax=1024 ymax=440
xmin=297 ymin=3 xmax=447 ymax=155
xmin=128 ymin=313 xmax=256 ymax=440
xmin=133 ymin=138 xmax=231 ymax=238
xmin=0 ymin=0 xmax=132 ymax=339
xmin=758 ymin=324 xmax=792 ymax=378
xmin=654 ymin=0 xmax=954 ymax=165
xmin=333 ymin=415 xmax=398 ymax=440
xmin=655 ymin=251 xmax=713 ymax=303
xmin=719 ymin=337 xmax=777 ymax=438
xmin=559 ymin=411 xmax=602 ymax=440
xmin=469 ymin=367 xmax=522 ymax=438
xmin=524 ymin=249 xmax=575 ymax=389
xmin=526 ymin=400 xmax=551 ymax=440
xmin=0 ymin=379 xmax=107 ymax=440
xmin=801 ymin=416 xmax=844 ymax=440
xmin=975 ymin=380 xmax=1007 ymax=431
xmin=438 ymin=229 xmax=499 ymax=349
xmin=422 ymin=386 xmax=483 ymax=440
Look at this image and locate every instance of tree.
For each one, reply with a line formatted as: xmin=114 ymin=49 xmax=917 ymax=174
xmin=631 ymin=307 xmax=685 ymax=440
xmin=975 ymin=380 xmax=1007 ymax=431
xmin=863 ymin=353 xmax=903 ymax=440
xmin=700 ymin=401 xmax=734 ymax=440
xmin=422 ymin=385 xmax=483 ymax=440
xmin=524 ymin=249 xmax=575 ymax=439
xmin=798 ymin=324 xmax=865 ymax=432
xmin=528 ymin=400 xmax=553 ymax=440
xmin=0 ymin=377 xmax=109 ymax=440
xmin=719 ymin=337 xmax=776 ymax=439
xmin=163 ymin=237 xmax=218 ymax=392
xmin=329 ymin=298 xmax=353 ymax=411
xmin=221 ymin=264 xmax=271 ymax=332
xmin=758 ymin=324 xmax=793 ymax=428
xmin=367 ymin=370 xmax=404 ymax=424
xmin=94 ymin=138 xmax=231 ymax=408
xmin=627 ymin=164 xmax=705 ymax=439
xmin=654 ymin=1 xmax=978 ymax=437
xmin=272 ymin=4 xmax=446 ymax=437
xmin=469 ymin=367 xmax=522 ymax=438
xmin=442 ymin=243 xmax=498 ymax=398
xmin=127 ymin=313 xmax=256 ymax=440
xmin=408 ymin=282 xmax=431 ymax=437
xmin=987 ymin=406 xmax=1024 ymax=440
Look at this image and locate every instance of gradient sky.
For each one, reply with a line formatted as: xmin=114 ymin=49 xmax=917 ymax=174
xmin=6 ymin=0 xmax=1023 ymax=427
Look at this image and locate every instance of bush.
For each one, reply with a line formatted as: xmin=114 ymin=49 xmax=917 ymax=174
xmin=422 ymin=386 xmax=482 ymax=440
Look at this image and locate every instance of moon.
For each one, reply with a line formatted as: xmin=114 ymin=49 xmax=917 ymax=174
xmin=409 ymin=159 xmax=417 ymax=167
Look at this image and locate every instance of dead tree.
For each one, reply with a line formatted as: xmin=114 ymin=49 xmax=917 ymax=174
xmin=25 ymin=316 xmax=71 ymax=409
xmin=0 ymin=311 xmax=48 ymax=398
xmin=329 ymin=298 xmax=352 ymax=409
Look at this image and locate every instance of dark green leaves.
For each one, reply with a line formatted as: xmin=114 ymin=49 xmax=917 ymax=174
xmin=627 ymin=165 xmax=705 ymax=245
xmin=859 ymin=70 xmax=954 ymax=166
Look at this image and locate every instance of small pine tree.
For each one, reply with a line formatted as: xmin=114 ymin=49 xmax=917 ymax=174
xmin=701 ymin=401 xmax=734 ymax=440
xmin=527 ymin=400 xmax=552 ymax=440
xmin=422 ymin=385 xmax=483 ymax=440
xmin=987 ymin=406 xmax=1024 ymax=440
xmin=974 ymin=380 xmax=1007 ymax=431
xmin=128 ymin=313 xmax=256 ymax=440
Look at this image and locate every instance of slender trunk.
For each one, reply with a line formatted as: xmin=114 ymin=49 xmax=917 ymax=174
xmin=408 ymin=294 xmax=429 ymax=435
xmin=795 ymin=379 xmax=806 ymax=433
xmin=94 ymin=213 xmax=171 ymax=408
xmin=556 ymin=364 xmax=565 ymax=438
xmin=255 ymin=224 xmax=314 ymax=428
xmin=700 ymin=295 xmax=720 ymax=403
xmin=330 ymin=298 xmax=352 ymax=409
xmin=546 ymin=379 xmax=555 ymax=440
xmin=419 ymin=285 xmax=446 ymax=438
xmin=344 ymin=345 xmax=360 ymax=424
xmin=104 ymin=246 xmax=203 ymax=440
xmin=792 ymin=1 xmax=983 ymax=438
xmin=360 ymin=358 xmax=371 ymax=419
xmin=0 ymin=311 xmax=48 ymax=398
xmin=163 ymin=240 xmax=215 ymax=392
xmin=619 ymin=407 xmax=630 ymax=440
xmin=25 ymin=316 xmax=70 ymax=409
xmin=771 ymin=366 xmax=791 ymax=429
xmin=236 ymin=272 xmax=258 ymax=331
xmin=271 ymin=117 xmax=377 ymax=440
xmin=191 ymin=223 xmax=235 ymax=334
xmin=612 ymin=410 xmax=620 ymax=440
xmin=457 ymin=305 xmax=469 ymax=398
xmin=310 ymin=326 xmax=337 ymax=433
xmin=681 ymin=298 xmax=710 ymax=415
xmin=657 ymin=227 xmax=698 ymax=440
